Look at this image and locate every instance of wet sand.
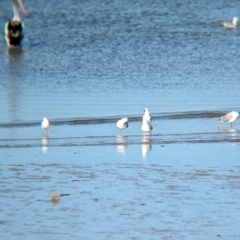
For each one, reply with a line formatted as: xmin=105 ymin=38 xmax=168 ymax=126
xmin=1 ymin=141 xmax=240 ymax=240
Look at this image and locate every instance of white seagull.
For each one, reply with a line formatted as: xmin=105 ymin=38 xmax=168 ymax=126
xmin=219 ymin=111 xmax=239 ymax=128
xmin=222 ymin=17 xmax=238 ymax=29
xmin=141 ymin=119 xmax=153 ymax=134
xmin=41 ymin=117 xmax=50 ymax=136
xmin=143 ymin=108 xmax=152 ymax=122
xmin=116 ymin=118 xmax=128 ymax=135
xmin=5 ymin=0 xmax=29 ymax=47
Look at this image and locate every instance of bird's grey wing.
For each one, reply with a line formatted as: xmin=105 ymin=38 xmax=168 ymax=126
xmin=220 ymin=112 xmax=232 ymax=122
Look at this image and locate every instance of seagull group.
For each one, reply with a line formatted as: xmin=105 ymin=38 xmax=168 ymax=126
xmin=116 ymin=109 xmax=239 ymax=136
xmin=41 ymin=110 xmax=239 ymax=137
xmin=116 ymin=108 xmax=153 ymax=136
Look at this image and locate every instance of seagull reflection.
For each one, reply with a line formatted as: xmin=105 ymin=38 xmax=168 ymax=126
xmin=116 ymin=135 xmax=127 ymax=154
xmin=141 ymin=136 xmax=152 ymax=158
xmin=5 ymin=46 xmax=23 ymax=122
xmin=41 ymin=136 xmax=49 ymax=153
xmin=5 ymin=45 xmax=23 ymax=55
xmin=219 ymin=127 xmax=237 ymax=137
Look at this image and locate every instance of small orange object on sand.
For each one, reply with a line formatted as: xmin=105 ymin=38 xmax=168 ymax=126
xmin=51 ymin=193 xmax=60 ymax=202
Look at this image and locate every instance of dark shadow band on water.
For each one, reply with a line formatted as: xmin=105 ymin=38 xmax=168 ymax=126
xmin=0 ymin=110 xmax=229 ymax=128
xmin=0 ymin=130 xmax=237 ymax=141
xmin=0 ymin=135 xmax=239 ymax=148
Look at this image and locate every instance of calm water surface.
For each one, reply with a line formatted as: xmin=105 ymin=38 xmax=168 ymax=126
xmin=0 ymin=0 xmax=240 ymax=122
xmin=0 ymin=0 xmax=240 ymax=239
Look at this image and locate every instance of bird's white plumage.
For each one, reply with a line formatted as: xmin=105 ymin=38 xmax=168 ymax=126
xmin=143 ymin=108 xmax=151 ymax=122
xmin=41 ymin=117 xmax=50 ymax=131
xmin=116 ymin=117 xmax=128 ymax=135
xmin=222 ymin=17 xmax=238 ymax=29
xmin=219 ymin=111 xmax=239 ymax=128
xmin=141 ymin=120 xmax=153 ymax=133
xmin=219 ymin=111 xmax=239 ymax=123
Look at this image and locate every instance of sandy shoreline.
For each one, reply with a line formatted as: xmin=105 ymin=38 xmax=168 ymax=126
xmin=1 ymin=143 xmax=240 ymax=239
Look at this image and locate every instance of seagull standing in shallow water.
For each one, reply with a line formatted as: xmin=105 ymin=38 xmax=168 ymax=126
xmin=41 ymin=117 xmax=50 ymax=136
xmin=219 ymin=111 xmax=239 ymax=128
xmin=5 ymin=0 xmax=28 ymax=47
xmin=141 ymin=119 xmax=153 ymax=135
xmin=143 ymin=108 xmax=152 ymax=122
xmin=116 ymin=118 xmax=128 ymax=135
xmin=222 ymin=17 xmax=238 ymax=29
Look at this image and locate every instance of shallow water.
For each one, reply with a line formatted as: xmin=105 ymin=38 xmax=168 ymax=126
xmin=1 ymin=144 xmax=240 ymax=240
xmin=0 ymin=112 xmax=239 ymax=151
xmin=0 ymin=0 xmax=240 ymax=239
